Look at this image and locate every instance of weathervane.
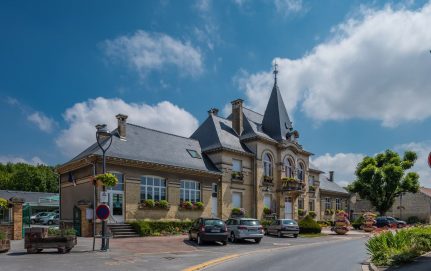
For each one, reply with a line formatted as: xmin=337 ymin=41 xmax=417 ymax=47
xmin=273 ymin=61 xmax=279 ymax=85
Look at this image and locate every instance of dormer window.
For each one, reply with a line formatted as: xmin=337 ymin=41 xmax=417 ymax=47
xmin=187 ymin=149 xmax=201 ymax=159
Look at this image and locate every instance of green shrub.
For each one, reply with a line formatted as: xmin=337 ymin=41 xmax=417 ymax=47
xmin=158 ymin=200 xmax=169 ymax=209
xmin=195 ymin=202 xmax=204 ymax=209
xmin=130 ymin=220 xmax=194 ymax=237
xmin=299 ymin=215 xmax=321 ymax=234
xmin=94 ymin=173 xmax=118 ymax=187
xmin=48 ymin=227 xmax=76 ymax=237
xmin=143 ymin=199 xmax=155 ymax=208
xmin=352 ymin=216 xmax=364 ymax=230
xmin=260 ymin=219 xmax=273 ymax=228
xmin=298 ymin=209 xmax=305 ymax=216
xmin=263 ymin=207 xmax=271 ymax=215
xmin=366 ymin=226 xmax=431 ymax=266
xmin=309 ymin=211 xmax=316 ymax=218
xmin=0 ymin=198 xmax=9 ymax=209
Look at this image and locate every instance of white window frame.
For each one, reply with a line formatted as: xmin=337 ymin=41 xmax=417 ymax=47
xmin=263 ymin=153 xmax=273 ymax=177
xmin=180 ymin=180 xmax=201 ymax=203
xmin=232 ymin=159 xmax=242 ymax=173
xmin=335 ymin=198 xmax=341 ymax=210
xmin=309 ymin=200 xmax=315 ymax=211
xmin=284 ymin=157 xmax=294 ymax=178
xmin=140 ymin=176 xmax=166 ymax=201
xmin=325 ymin=197 xmax=331 ymax=210
xmin=232 ymin=192 xmax=242 ymax=208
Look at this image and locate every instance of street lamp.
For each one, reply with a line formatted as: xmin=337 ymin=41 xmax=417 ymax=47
xmin=96 ymin=124 xmax=113 ymax=251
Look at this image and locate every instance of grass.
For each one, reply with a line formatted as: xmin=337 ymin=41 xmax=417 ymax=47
xmin=366 ymin=226 xmax=431 ymax=266
xmin=299 ymin=233 xmax=327 ymax=238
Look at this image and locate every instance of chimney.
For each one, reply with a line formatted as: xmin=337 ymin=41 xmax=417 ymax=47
xmin=329 ymin=171 xmax=334 ymax=182
xmin=116 ymin=114 xmax=128 ymax=139
xmin=231 ymin=99 xmax=244 ymax=135
xmin=208 ymin=108 xmax=219 ymax=116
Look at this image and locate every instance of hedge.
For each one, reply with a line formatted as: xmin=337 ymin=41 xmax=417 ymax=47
xmin=130 ymin=220 xmax=193 ymax=236
xmin=299 ymin=215 xmax=321 ymax=234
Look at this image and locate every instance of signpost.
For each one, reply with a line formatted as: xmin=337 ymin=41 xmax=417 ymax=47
xmin=96 ymin=204 xmax=110 ymax=221
xmin=100 ymin=191 xmax=108 ymax=203
xmin=428 ymin=152 xmax=431 ymax=168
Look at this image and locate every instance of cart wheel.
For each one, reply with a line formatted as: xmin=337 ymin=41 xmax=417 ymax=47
xmin=58 ymin=247 xmax=66 ymax=254
xmin=66 ymin=248 xmax=72 ymax=253
xmin=27 ymin=248 xmax=38 ymax=254
xmin=37 ymin=249 xmax=43 ymax=253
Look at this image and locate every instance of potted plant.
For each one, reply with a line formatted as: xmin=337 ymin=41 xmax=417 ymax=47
xmin=263 ymin=175 xmax=273 ymax=184
xmin=157 ymin=200 xmax=170 ymax=209
xmin=231 ymin=208 xmax=245 ymax=217
xmin=194 ymin=202 xmax=204 ymax=210
xmin=298 ymin=209 xmax=306 ymax=217
xmin=94 ymin=173 xmax=118 ymax=187
xmin=309 ymin=185 xmax=316 ymax=192
xmin=263 ymin=207 xmax=271 ymax=215
xmin=231 ymin=171 xmax=244 ymax=181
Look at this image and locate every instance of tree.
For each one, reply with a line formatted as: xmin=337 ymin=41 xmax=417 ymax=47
xmin=0 ymin=163 xmax=58 ymax=193
xmin=348 ymin=149 xmax=419 ymax=215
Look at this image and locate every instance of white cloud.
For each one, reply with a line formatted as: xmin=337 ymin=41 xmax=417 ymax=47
xmin=55 ymin=97 xmax=199 ymax=158
xmin=395 ymin=141 xmax=431 ymax=187
xmin=311 ymin=153 xmax=365 ymax=187
xmin=27 ymin=112 xmax=55 ymax=133
xmin=237 ymin=3 xmax=431 ymax=127
xmin=192 ymin=0 xmax=220 ymax=50
xmin=103 ymin=30 xmax=203 ymax=78
xmin=0 ymin=156 xmax=45 ymax=165
xmin=274 ymin=0 xmax=304 ymax=15
xmin=195 ymin=0 xmax=211 ymax=12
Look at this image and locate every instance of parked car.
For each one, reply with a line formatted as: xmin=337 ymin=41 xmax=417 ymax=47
xmin=188 ymin=218 xmax=228 ymax=246
xmin=30 ymin=212 xmax=55 ymax=224
xmin=226 ymin=218 xmax=264 ymax=243
xmin=375 ymin=216 xmax=406 ymax=228
xmin=41 ymin=214 xmax=59 ymax=225
xmin=266 ymin=219 xmax=299 ymax=238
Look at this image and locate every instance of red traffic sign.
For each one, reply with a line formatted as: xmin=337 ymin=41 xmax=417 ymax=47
xmin=96 ymin=204 xmax=110 ymax=221
xmin=428 ymin=152 xmax=431 ymax=168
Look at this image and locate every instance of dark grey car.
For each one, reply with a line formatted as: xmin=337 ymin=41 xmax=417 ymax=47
xmin=226 ymin=218 xmax=264 ymax=243
xmin=188 ymin=218 xmax=228 ymax=245
xmin=266 ymin=219 xmax=299 ymax=238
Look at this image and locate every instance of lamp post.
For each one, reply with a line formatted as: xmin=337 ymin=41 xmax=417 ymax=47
xmin=96 ymin=124 xmax=113 ymax=251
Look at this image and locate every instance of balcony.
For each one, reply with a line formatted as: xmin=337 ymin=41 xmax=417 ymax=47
xmin=262 ymin=175 xmax=274 ymax=186
xmin=281 ymin=177 xmax=305 ymax=193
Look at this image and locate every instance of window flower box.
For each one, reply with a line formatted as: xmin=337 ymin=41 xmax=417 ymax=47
xmin=298 ymin=209 xmax=306 ymax=217
xmin=139 ymin=199 xmax=170 ymax=210
xmin=325 ymin=209 xmax=335 ymax=215
xmin=231 ymin=208 xmax=245 ymax=218
xmin=231 ymin=171 xmax=244 ymax=181
xmin=263 ymin=176 xmax=274 ymax=186
xmin=179 ymin=201 xmax=204 ymax=211
xmin=281 ymin=178 xmax=304 ymax=192
xmin=308 ymin=185 xmax=316 ymax=192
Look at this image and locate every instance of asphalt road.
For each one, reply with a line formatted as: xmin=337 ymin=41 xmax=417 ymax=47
xmin=205 ymin=237 xmax=368 ymax=271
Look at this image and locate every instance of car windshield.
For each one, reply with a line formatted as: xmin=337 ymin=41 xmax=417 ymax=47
xmin=240 ymin=220 xmax=259 ymax=226
xmin=204 ymin=219 xmax=224 ymax=226
xmin=282 ymin=220 xmax=297 ymax=225
xmin=386 ymin=217 xmax=396 ymax=221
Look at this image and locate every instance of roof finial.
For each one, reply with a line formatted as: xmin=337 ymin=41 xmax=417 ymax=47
xmin=273 ymin=61 xmax=279 ymax=85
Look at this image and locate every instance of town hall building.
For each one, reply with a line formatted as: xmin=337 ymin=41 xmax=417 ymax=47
xmin=58 ymin=67 xmax=347 ymax=235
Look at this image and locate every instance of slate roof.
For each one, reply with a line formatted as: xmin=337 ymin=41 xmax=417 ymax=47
xmin=68 ymin=124 xmax=220 ymax=174
xmin=319 ymin=175 xmax=349 ymax=195
xmin=0 ymin=190 xmax=58 ymax=204
xmin=420 ymin=187 xmax=431 ymax=198
xmin=191 ymin=114 xmax=252 ymax=154
xmin=261 ymin=83 xmax=293 ymax=142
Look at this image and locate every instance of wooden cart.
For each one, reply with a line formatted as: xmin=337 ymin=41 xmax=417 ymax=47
xmin=25 ymin=228 xmax=77 ymax=254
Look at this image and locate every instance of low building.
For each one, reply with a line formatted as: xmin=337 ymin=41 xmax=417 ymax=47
xmin=318 ymin=172 xmax=350 ymax=221
xmin=58 ymin=68 xmax=328 ymax=236
xmin=351 ymin=187 xmax=431 ymax=223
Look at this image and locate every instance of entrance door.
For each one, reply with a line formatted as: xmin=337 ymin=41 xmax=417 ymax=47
xmin=284 ymin=197 xmax=293 ymax=219
xmin=211 ymin=183 xmax=218 ymax=218
xmin=108 ymin=191 xmax=124 ymax=223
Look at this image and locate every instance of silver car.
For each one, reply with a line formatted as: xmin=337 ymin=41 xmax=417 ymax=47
xmin=266 ymin=219 xmax=299 ymax=238
xmin=226 ymin=218 xmax=264 ymax=243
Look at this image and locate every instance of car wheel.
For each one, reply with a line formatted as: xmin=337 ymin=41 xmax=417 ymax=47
xmin=230 ymin=232 xmax=236 ymax=243
xmin=188 ymin=232 xmax=193 ymax=241
xmin=31 ymin=219 xmax=35 ymax=224
xmin=197 ymin=234 xmax=203 ymax=246
xmin=277 ymin=231 xmax=283 ymax=238
xmin=293 ymin=234 xmax=298 ymax=238
xmin=48 ymin=220 xmax=53 ymax=225
xmin=255 ymin=238 xmax=261 ymax=244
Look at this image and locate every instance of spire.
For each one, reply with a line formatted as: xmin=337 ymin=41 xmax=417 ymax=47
xmin=261 ymin=62 xmax=293 ymax=142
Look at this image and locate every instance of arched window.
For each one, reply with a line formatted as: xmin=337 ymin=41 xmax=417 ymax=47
xmin=263 ymin=153 xmax=273 ymax=177
xmin=140 ymin=176 xmax=166 ymax=201
xmin=284 ymin=157 xmax=294 ymax=178
xmin=297 ymin=163 xmax=305 ymax=181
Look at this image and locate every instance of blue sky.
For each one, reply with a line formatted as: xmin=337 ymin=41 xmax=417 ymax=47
xmin=1 ymin=0 xmax=431 ymax=185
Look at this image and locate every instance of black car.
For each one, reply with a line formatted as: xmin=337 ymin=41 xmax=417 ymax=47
xmin=188 ymin=218 xmax=228 ymax=246
xmin=375 ymin=216 xmax=407 ymax=228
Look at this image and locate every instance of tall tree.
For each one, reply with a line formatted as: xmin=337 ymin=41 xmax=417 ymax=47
xmin=348 ymin=149 xmax=420 ymax=215
xmin=0 ymin=163 xmax=58 ymax=193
